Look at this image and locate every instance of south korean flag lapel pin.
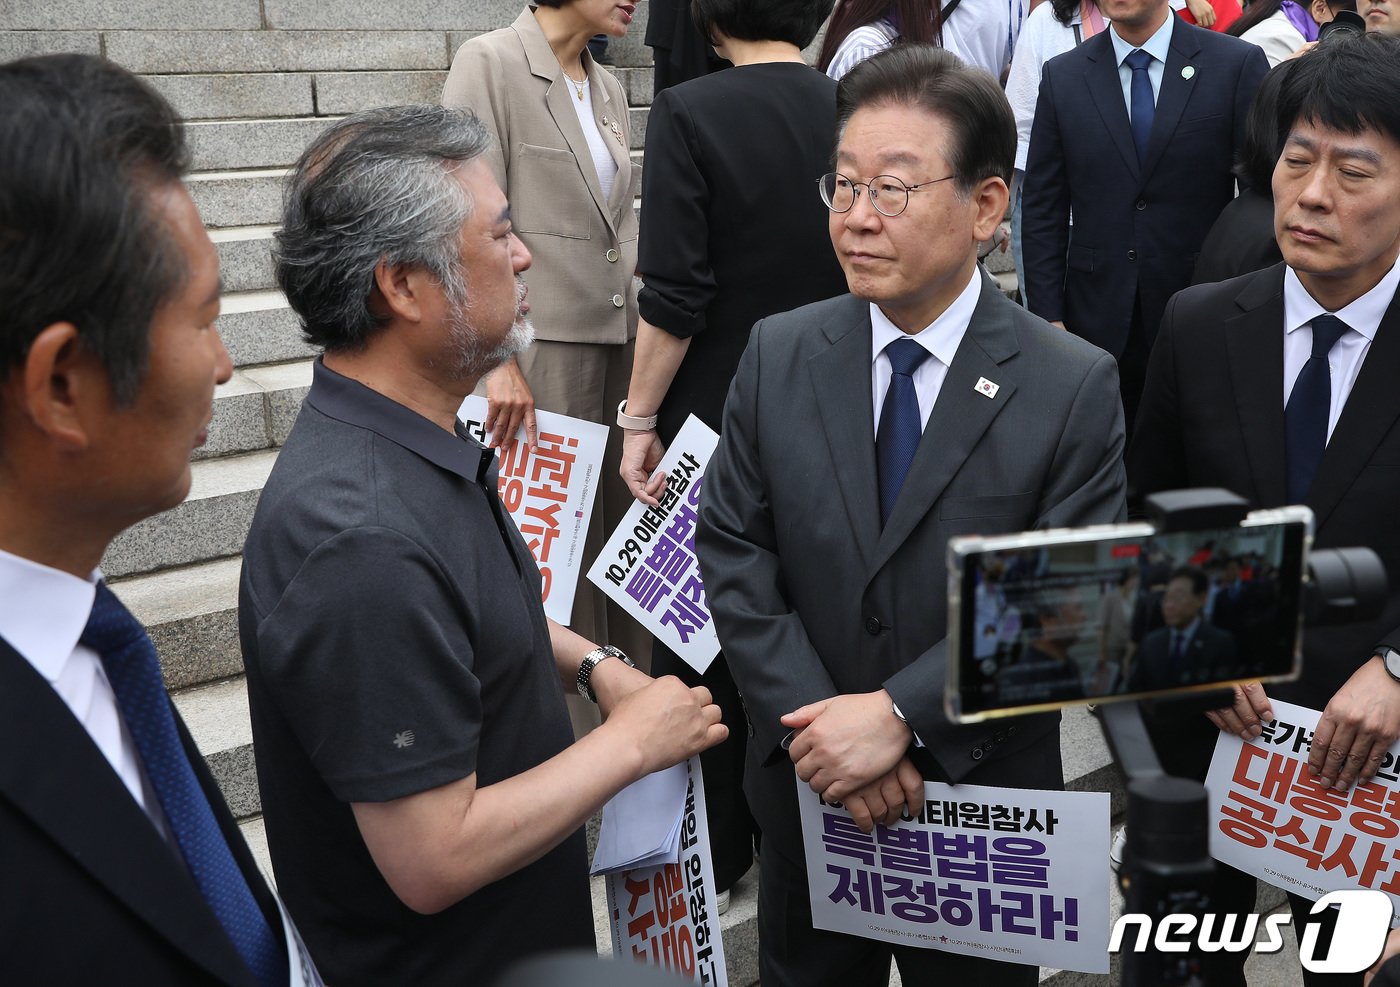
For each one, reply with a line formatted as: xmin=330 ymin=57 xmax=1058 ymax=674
xmin=975 ymin=377 xmax=1000 ymax=399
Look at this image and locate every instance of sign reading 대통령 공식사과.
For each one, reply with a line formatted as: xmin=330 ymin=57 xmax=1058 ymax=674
xmin=798 ymin=775 xmax=1111 ymax=973
xmin=1208 ymin=698 xmax=1400 ymax=915
xmin=606 ymin=756 xmax=728 ymax=985
xmin=587 ymin=415 xmax=720 ymax=673
xmin=459 ymin=396 xmax=607 ymax=625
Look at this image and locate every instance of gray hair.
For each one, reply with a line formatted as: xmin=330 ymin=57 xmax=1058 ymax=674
xmin=274 ymin=105 xmax=492 ymax=352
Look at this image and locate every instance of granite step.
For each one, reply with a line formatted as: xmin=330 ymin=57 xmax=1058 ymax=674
xmin=144 ymin=73 xmax=316 ymax=121
xmin=187 ymin=169 xmax=289 ymax=229
xmin=187 ymin=116 xmax=339 ymax=172
xmin=104 ymin=30 xmax=451 ymax=76
xmin=172 ymin=676 xmax=259 ymax=820
xmin=5 ymin=0 xmax=260 ymax=30
xmin=211 ymin=225 xmax=279 ymax=294
xmin=201 ymin=357 xmax=314 ymax=460
xmin=219 ymin=290 xmax=317 ymax=368
xmin=115 ymin=556 xmax=245 ymax=692
xmin=102 ymin=448 xmax=278 ymax=579
xmin=314 ymin=69 xmax=449 ymax=114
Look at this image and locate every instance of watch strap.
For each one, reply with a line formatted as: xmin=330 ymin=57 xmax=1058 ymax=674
xmin=616 ymin=400 xmax=658 ymax=431
xmin=577 ymin=645 xmax=634 ymax=702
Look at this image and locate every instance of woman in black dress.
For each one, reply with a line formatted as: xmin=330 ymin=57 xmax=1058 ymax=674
xmin=617 ymin=0 xmax=847 ymax=905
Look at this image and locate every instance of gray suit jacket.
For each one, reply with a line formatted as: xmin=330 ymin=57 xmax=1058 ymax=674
xmin=697 ymin=279 xmax=1127 ymax=855
xmin=442 ymin=7 xmax=637 ymax=345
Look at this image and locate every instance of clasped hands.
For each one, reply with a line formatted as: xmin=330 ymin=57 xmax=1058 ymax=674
xmin=1206 ymin=655 xmax=1400 ymax=792
xmin=784 ymin=690 xmax=922 ymax=833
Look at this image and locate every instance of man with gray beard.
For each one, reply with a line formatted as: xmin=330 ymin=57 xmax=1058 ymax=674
xmin=238 ymin=106 xmax=726 ymax=987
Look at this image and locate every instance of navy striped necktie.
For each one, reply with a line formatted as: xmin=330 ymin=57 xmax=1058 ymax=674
xmin=1125 ymin=49 xmax=1154 ymax=165
xmin=82 ymin=582 xmax=286 ymax=987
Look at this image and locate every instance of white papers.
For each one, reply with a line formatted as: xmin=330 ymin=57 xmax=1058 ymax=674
xmin=1207 ymin=698 xmax=1400 ymax=916
xmin=458 ymin=396 xmax=607 ymax=625
xmin=605 ymin=757 xmax=729 ymax=985
xmin=586 ymin=415 xmax=721 ymax=673
xmin=592 ymin=762 xmax=687 ymax=876
xmin=798 ymin=774 xmax=1111 ymax=973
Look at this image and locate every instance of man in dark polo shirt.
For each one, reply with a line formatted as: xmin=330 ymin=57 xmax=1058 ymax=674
xmin=238 ymin=106 xmax=727 ymax=987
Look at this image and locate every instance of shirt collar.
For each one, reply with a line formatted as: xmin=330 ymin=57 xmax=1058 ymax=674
xmin=306 ymin=358 xmax=495 ymax=485
xmin=869 ymin=267 xmax=981 ymax=368
xmin=0 ymin=547 xmax=99 ymax=682
xmin=1282 ymin=260 xmax=1399 ymax=343
xmin=1176 ymin=616 xmax=1202 ymax=642
xmin=1110 ymin=11 xmax=1174 ymax=67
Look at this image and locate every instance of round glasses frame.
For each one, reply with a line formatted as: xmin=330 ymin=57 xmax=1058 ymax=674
xmin=817 ymin=172 xmax=957 ymax=218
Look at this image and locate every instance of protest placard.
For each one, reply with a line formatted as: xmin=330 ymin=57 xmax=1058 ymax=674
xmin=1207 ymin=698 xmax=1400 ymax=915
xmin=459 ymin=396 xmax=607 ymax=625
xmin=798 ymin=776 xmax=1111 ymax=973
xmin=606 ymin=756 xmax=728 ymax=986
xmin=586 ymin=415 xmax=720 ymax=673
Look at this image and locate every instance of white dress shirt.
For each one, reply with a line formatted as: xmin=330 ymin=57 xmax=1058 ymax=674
xmin=0 ymin=547 xmax=168 ymax=832
xmin=1109 ymin=12 xmax=1175 ymax=118
xmin=869 ymin=267 xmax=982 ymax=436
xmin=942 ymin=0 xmax=1030 ymax=79
xmin=1282 ymin=260 xmax=1400 ymax=441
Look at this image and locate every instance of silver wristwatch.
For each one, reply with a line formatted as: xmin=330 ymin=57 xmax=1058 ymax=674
xmin=1378 ymin=647 xmax=1400 ymax=684
xmin=577 ymin=645 xmax=636 ymax=702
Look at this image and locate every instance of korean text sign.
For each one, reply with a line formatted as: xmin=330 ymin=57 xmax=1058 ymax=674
xmin=1207 ymin=698 xmax=1400 ymax=916
xmin=587 ymin=415 xmax=720 ymax=673
xmin=607 ymin=756 xmax=728 ymax=985
xmin=459 ymin=396 xmax=607 ymax=625
xmin=798 ymin=776 xmax=1111 ymax=973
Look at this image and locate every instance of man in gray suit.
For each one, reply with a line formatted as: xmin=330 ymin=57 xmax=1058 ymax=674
xmin=697 ymin=46 xmax=1126 ymax=986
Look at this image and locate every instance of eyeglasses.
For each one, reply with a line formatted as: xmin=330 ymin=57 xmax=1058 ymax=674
xmin=818 ymin=172 xmax=956 ymax=218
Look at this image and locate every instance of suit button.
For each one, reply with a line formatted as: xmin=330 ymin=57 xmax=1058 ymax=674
xmin=611 ymin=293 xmax=625 ymax=308
xmin=606 ymin=248 xmax=619 ymax=262
xmin=1008 ymin=725 xmax=1018 ymax=736
xmin=994 ymin=730 xmax=1008 ymax=743
xmin=865 ymin=616 xmax=882 ymax=636
xmin=971 ymin=746 xmax=984 ymax=760
xmin=1136 ymin=199 xmax=1146 ymax=210
xmin=1127 ymin=249 xmax=1137 ymax=261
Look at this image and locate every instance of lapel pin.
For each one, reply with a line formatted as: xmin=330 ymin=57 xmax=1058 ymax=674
xmin=975 ymin=377 xmax=1000 ymax=399
xmin=1182 ymin=65 xmax=1196 ymax=80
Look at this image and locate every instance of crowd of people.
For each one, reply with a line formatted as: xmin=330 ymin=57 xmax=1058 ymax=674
xmin=7 ymin=0 xmax=1400 ymax=984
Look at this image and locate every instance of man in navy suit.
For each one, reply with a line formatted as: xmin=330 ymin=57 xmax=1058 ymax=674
xmin=1022 ymin=0 xmax=1268 ymax=432
xmin=0 ymin=55 xmax=304 ymax=985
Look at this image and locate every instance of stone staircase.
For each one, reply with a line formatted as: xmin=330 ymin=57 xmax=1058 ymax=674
xmin=7 ymin=3 xmax=1068 ymax=983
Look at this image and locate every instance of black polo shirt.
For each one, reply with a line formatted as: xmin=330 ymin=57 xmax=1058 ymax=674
xmin=239 ymin=360 xmax=591 ymax=986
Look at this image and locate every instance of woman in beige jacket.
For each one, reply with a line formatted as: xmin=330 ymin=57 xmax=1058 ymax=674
xmin=443 ymin=2 xmax=649 ymax=715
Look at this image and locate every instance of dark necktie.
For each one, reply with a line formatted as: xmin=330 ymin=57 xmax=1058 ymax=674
xmin=877 ymin=338 xmax=932 ymax=525
xmin=82 ymin=583 xmax=286 ymax=987
xmin=1125 ymin=49 xmax=1155 ymax=165
xmin=1285 ymin=314 xmax=1350 ymax=503
xmin=1170 ymin=630 xmax=1185 ymax=668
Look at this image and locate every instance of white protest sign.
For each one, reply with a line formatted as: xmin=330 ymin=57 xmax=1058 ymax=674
xmin=1207 ymin=698 xmax=1400 ymax=916
xmin=798 ymin=775 xmax=1111 ymax=973
xmin=587 ymin=415 xmax=720 ymax=673
xmin=606 ymin=756 xmax=728 ymax=985
xmin=459 ymin=396 xmax=607 ymax=625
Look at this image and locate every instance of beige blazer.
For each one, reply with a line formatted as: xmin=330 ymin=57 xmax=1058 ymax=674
xmin=443 ymin=6 xmax=638 ymax=345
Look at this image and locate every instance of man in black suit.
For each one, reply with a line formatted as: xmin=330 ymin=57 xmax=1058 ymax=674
xmin=1128 ymin=566 xmax=1239 ymax=692
xmin=698 ymin=46 xmax=1125 ymax=987
xmin=1022 ymin=0 xmax=1268 ymax=432
xmin=0 ymin=56 xmax=304 ymax=985
xmin=1131 ymin=34 xmax=1400 ymax=986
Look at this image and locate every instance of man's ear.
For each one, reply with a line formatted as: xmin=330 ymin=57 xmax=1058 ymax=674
xmin=20 ymin=323 xmax=102 ymax=451
xmin=372 ymin=258 xmax=426 ymax=324
xmin=972 ymin=176 xmax=1011 ymax=243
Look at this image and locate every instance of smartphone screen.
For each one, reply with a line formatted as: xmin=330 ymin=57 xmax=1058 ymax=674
xmin=947 ymin=513 xmax=1309 ymax=722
